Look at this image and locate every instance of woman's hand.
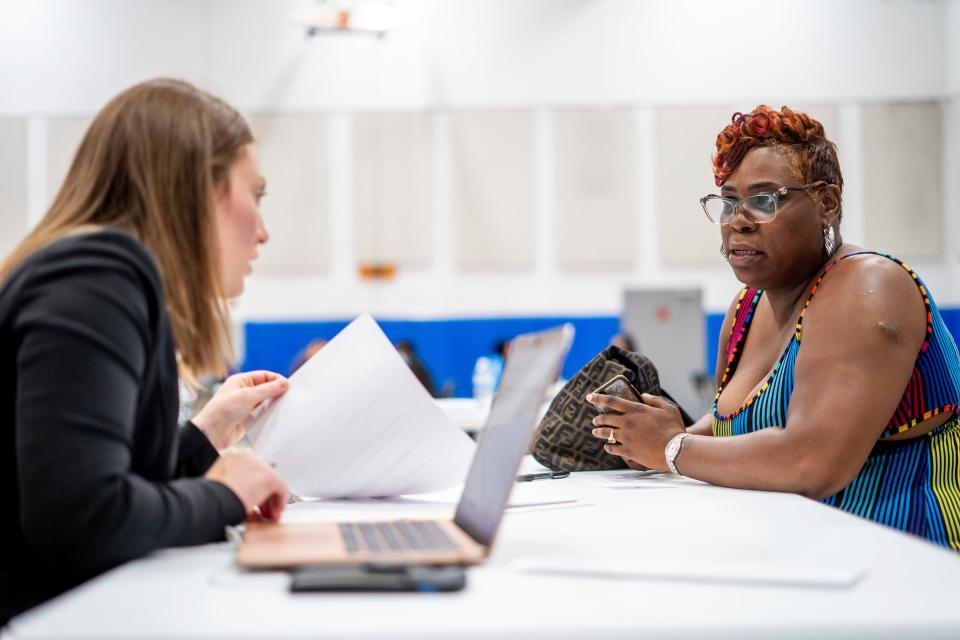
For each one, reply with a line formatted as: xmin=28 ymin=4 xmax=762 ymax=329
xmin=192 ymin=370 xmax=289 ymax=451
xmin=205 ymin=449 xmax=288 ymax=522
xmin=586 ymin=393 xmax=686 ymax=471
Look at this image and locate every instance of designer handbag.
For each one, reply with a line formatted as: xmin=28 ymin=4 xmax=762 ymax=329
xmin=531 ymin=346 xmax=695 ymax=471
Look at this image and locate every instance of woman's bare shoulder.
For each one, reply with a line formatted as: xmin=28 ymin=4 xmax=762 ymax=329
xmin=817 ymin=252 xmax=922 ymax=303
xmin=802 ymin=252 xmax=927 ymax=350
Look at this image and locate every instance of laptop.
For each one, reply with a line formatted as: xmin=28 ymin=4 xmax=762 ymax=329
xmin=236 ymin=324 xmax=574 ymax=569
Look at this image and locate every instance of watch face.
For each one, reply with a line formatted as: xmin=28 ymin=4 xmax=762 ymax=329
xmin=666 ymin=441 xmax=677 ymax=460
xmin=665 ymin=434 xmax=686 ymax=472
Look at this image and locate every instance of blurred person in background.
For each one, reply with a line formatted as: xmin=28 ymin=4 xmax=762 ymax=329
xmin=609 ymin=331 xmax=638 ymax=353
xmin=396 ymin=340 xmax=436 ymax=396
xmin=289 ymin=338 xmax=328 ymax=375
xmin=472 ymin=338 xmax=511 ymax=400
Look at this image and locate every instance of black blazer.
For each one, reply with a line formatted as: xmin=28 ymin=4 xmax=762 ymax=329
xmin=0 ymin=229 xmax=244 ymax=624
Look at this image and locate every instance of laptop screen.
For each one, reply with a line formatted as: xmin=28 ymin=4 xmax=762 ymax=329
xmin=453 ymin=325 xmax=573 ymax=547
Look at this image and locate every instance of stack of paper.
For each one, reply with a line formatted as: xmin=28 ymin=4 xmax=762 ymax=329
xmin=246 ymin=314 xmax=476 ymax=498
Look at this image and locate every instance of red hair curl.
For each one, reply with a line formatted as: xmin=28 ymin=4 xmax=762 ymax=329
xmin=712 ymin=106 xmax=843 ymax=218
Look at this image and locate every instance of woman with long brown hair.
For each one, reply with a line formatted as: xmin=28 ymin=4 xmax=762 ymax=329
xmin=0 ymin=79 xmax=290 ymax=623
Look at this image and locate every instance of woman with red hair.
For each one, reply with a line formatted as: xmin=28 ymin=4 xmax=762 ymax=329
xmin=589 ymin=105 xmax=960 ymax=550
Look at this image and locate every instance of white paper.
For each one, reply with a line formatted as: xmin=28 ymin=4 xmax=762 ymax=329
xmin=246 ymin=314 xmax=476 ymax=498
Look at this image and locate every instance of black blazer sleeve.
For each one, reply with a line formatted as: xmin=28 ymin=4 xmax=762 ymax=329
xmin=12 ymin=237 xmax=245 ymax=580
xmin=177 ymin=421 xmax=221 ymax=477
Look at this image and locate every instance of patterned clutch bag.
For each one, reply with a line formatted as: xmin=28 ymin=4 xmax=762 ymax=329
xmin=531 ymin=346 xmax=694 ymax=471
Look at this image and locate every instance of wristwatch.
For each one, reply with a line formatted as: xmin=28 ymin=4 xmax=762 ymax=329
xmin=664 ymin=432 xmax=691 ymax=475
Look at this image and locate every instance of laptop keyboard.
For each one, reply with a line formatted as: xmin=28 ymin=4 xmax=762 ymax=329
xmin=339 ymin=520 xmax=458 ymax=554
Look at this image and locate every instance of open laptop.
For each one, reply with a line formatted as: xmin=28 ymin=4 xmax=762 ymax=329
xmin=236 ymin=324 xmax=574 ymax=569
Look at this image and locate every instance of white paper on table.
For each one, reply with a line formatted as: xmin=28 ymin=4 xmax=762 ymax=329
xmin=245 ymin=314 xmax=476 ymax=498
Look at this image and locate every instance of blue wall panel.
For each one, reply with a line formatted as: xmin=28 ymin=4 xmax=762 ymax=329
xmin=941 ymin=309 xmax=960 ymax=349
xmin=243 ymin=308 xmax=960 ymax=399
xmin=243 ymin=316 xmax=620 ymax=398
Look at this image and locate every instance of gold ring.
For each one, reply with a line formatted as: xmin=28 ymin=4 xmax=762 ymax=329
xmin=607 ymin=431 xmax=617 ymax=445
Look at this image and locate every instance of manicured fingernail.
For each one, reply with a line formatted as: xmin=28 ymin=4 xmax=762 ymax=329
xmin=585 ymin=394 xmax=594 ymax=402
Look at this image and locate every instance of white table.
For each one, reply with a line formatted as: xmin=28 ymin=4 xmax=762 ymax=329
xmin=6 ymin=469 xmax=960 ymax=639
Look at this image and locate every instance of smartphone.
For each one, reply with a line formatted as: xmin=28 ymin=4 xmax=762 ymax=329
xmin=290 ymin=564 xmax=466 ymax=593
xmin=590 ymin=374 xmax=642 ymax=414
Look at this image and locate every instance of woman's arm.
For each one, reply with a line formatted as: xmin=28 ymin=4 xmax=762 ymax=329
xmin=176 ymin=421 xmax=222 ymax=477
xmin=684 ymin=412 xmax=715 ymax=436
xmin=177 ymin=371 xmax=289 ymax=477
xmin=14 ymin=246 xmax=246 ymax=581
xmin=593 ymin=256 xmax=926 ymax=499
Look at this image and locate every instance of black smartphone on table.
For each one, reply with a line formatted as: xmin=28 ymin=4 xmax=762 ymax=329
xmin=291 ymin=564 xmax=466 ymax=593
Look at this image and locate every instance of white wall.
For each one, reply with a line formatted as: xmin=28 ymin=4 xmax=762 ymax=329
xmin=1 ymin=0 xmax=958 ymax=322
xmin=1 ymin=0 xmax=948 ymax=114
xmin=949 ymin=0 xmax=960 ymax=96
xmin=0 ymin=1 xmax=207 ymax=115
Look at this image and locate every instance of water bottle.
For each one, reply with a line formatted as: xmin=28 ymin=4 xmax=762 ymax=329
xmin=472 ymin=356 xmax=497 ymax=402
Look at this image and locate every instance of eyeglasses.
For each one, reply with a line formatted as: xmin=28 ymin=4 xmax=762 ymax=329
xmin=700 ymin=181 xmax=827 ymax=225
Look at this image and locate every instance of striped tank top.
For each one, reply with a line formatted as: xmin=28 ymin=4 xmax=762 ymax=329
xmin=712 ymin=252 xmax=960 ymax=550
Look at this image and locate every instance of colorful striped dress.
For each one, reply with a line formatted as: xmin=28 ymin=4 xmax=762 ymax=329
xmin=712 ymin=252 xmax=960 ymax=550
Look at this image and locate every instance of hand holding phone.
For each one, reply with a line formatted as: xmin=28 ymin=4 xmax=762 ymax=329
xmin=589 ymin=374 xmax=642 ymax=414
xmin=587 ymin=374 xmax=650 ymax=471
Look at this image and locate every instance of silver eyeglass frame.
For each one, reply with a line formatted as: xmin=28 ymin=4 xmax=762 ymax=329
xmin=700 ymin=181 xmax=828 ymax=225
